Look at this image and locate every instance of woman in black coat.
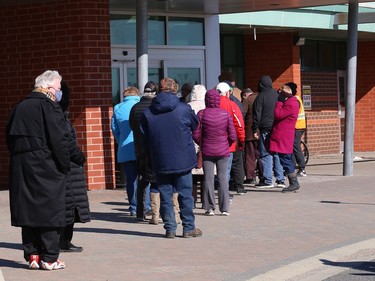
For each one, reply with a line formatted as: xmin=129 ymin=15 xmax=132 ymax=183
xmin=59 ymin=81 xmax=91 ymax=252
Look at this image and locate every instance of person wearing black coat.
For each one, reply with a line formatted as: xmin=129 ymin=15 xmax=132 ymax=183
xmin=129 ymin=81 xmax=157 ymax=223
xmin=59 ymin=81 xmax=91 ymax=252
xmin=252 ymin=75 xmax=285 ymax=188
xmin=6 ymin=70 xmax=70 ymax=270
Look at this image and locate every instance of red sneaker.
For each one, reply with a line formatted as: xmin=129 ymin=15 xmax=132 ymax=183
xmin=28 ymin=254 xmax=40 ymax=270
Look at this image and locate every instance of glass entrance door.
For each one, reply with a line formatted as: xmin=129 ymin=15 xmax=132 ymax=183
xmin=111 ymin=61 xmax=161 ymax=105
xmin=111 ymin=59 xmax=205 ymax=105
xmin=163 ymin=60 xmax=204 ymax=87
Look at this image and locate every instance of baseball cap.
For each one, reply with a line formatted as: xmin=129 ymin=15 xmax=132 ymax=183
xmin=216 ymin=82 xmax=231 ymax=93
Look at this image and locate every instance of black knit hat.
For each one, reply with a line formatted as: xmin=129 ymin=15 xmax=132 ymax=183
xmin=285 ymin=82 xmax=297 ymax=95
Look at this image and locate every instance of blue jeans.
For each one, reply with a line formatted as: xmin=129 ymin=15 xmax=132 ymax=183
xmin=272 ymin=153 xmax=284 ymax=182
xmin=258 ymin=132 xmax=284 ymax=184
xmin=278 ymin=153 xmax=295 ymax=174
xmin=226 ymin=152 xmax=234 ymax=184
xmin=122 ymin=161 xmax=138 ymax=213
xmin=156 ymin=171 xmax=196 ymax=233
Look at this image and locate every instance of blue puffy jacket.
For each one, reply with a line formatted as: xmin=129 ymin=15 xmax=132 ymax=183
xmin=111 ymin=95 xmax=140 ymax=163
xmin=140 ymin=92 xmax=198 ymax=174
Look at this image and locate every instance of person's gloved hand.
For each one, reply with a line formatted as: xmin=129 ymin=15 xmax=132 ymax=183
xmin=278 ymin=94 xmax=286 ymax=102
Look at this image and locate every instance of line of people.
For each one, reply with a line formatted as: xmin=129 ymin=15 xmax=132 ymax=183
xmin=5 ymin=70 xmax=308 ymax=271
xmin=112 ymin=74 xmax=307 ymax=233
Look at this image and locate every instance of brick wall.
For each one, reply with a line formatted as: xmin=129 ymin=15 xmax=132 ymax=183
xmin=244 ymin=32 xmax=301 ymax=91
xmin=355 ymin=41 xmax=375 ymax=151
xmin=243 ymin=32 xmax=341 ymax=156
xmin=0 ymin=0 xmax=115 ymax=190
xmin=301 ymin=72 xmax=341 ymax=154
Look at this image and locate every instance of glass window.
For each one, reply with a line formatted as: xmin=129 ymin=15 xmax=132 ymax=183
xmin=127 ymin=68 xmax=161 ymax=89
xmin=335 ymin=42 xmax=347 ymax=70
xmin=301 ymin=40 xmax=346 ymax=71
xmin=319 ymin=42 xmax=335 ymax=69
xmin=301 ymin=41 xmax=318 ymax=69
xmin=111 ymin=68 xmax=121 ymax=105
xmin=110 ymin=15 xmax=165 ymax=45
xmin=168 ymin=17 xmax=204 ymax=46
xmin=167 ymin=67 xmax=201 ymax=86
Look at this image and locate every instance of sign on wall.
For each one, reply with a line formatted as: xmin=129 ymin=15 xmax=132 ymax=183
xmin=302 ymin=85 xmax=311 ymax=110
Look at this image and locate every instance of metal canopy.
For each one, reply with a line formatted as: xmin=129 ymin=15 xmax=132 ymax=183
xmin=107 ymin=0 xmax=373 ymax=14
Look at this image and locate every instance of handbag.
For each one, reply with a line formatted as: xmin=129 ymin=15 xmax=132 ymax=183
xmin=195 ymin=110 xmax=204 ymax=169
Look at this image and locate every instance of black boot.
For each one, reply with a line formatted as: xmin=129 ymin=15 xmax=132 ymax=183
xmin=282 ymin=173 xmax=300 ymax=193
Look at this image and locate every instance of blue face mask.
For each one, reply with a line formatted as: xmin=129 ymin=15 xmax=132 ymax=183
xmin=55 ymin=90 xmax=63 ymax=102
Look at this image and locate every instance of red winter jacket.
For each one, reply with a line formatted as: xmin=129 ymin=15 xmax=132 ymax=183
xmin=219 ymin=95 xmax=245 ymax=152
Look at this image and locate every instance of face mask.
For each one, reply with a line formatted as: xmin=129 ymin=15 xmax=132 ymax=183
xmin=55 ymin=90 xmax=63 ymax=102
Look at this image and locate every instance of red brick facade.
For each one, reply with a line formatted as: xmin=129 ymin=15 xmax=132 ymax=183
xmin=243 ymin=32 xmax=375 ymax=156
xmin=355 ymin=41 xmax=375 ymax=151
xmin=0 ymin=0 xmax=115 ymax=190
xmin=1 ymin=5 xmax=374 ymax=190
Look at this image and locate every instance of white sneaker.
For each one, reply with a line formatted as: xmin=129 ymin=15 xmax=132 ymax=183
xmin=205 ymin=209 xmax=215 ymax=216
xmin=41 ymin=260 xmax=65 ymax=270
xmin=298 ymin=169 xmax=307 ymax=177
xmin=221 ymin=212 xmax=230 ymax=216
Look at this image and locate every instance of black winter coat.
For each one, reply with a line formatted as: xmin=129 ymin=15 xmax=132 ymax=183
xmin=252 ymin=76 xmax=278 ymax=133
xmin=129 ymin=95 xmax=156 ymax=182
xmin=6 ymin=91 xmax=70 ymax=227
xmin=64 ymin=114 xmax=91 ymax=224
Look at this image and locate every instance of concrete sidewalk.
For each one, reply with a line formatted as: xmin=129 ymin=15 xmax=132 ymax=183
xmin=1 ymin=153 xmax=375 ymax=281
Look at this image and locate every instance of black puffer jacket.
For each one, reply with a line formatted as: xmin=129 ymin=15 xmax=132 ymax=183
xmin=64 ymin=114 xmax=91 ymax=224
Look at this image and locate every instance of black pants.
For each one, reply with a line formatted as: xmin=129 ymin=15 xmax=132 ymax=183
xmin=293 ymin=129 xmax=306 ymax=169
xmin=60 ymin=223 xmax=74 ymax=247
xmin=22 ymin=226 xmax=60 ymax=263
xmin=136 ymin=177 xmax=148 ymax=219
xmin=231 ymin=150 xmax=245 ymax=191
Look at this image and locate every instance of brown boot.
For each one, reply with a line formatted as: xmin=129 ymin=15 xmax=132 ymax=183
xmin=149 ymin=192 xmax=160 ymax=225
xmin=173 ymin=192 xmax=181 ymax=224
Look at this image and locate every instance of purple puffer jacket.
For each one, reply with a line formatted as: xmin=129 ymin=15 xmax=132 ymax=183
xmin=192 ymin=89 xmax=236 ymax=157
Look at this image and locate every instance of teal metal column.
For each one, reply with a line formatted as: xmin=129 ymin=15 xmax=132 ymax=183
xmin=136 ymin=0 xmax=148 ymax=93
xmin=343 ymin=1 xmax=358 ymax=176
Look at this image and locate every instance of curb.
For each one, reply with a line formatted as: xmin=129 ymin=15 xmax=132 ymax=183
xmin=247 ymin=238 xmax=375 ymax=281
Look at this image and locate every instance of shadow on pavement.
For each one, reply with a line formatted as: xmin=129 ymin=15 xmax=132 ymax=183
xmin=74 ymin=227 xmax=164 ymax=238
xmin=320 ymin=259 xmax=375 ymax=276
xmin=320 ymin=200 xmax=375 ymax=206
xmin=0 ymin=258 xmax=24 ymax=269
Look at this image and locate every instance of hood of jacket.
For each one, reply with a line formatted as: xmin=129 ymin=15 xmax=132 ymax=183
xmin=205 ymin=89 xmax=220 ymax=109
xmin=258 ymin=75 xmax=273 ymax=92
xmin=190 ymin=85 xmax=206 ymax=102
xmin=150 ymin=92 xmax=179 ymax=114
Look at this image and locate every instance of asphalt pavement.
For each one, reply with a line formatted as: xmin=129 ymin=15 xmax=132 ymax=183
xmin=0 ymin=153 xmax=374 ymax=281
